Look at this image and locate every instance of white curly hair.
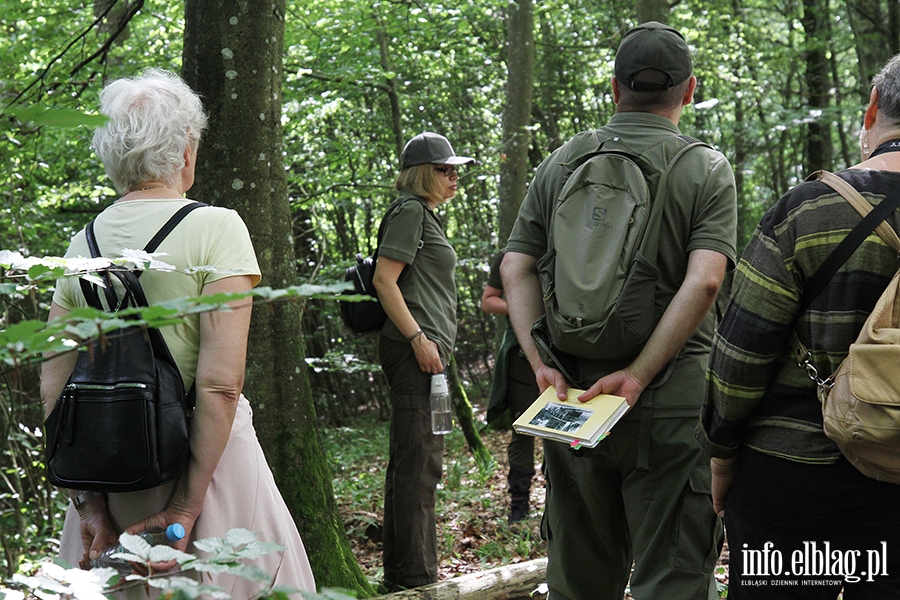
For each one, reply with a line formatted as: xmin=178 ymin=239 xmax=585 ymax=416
xmin=92 ymin=68 xmax=208 ymax=193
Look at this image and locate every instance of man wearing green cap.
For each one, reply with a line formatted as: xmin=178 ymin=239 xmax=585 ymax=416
xmin=502 ymin=22 xmax=737 ymax=599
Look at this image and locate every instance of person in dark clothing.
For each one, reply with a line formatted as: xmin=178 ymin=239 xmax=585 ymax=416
xmin=699 ymin=54 xmax=900 ymax=598
xmin=503 ymin=22 xmax=736 ymax=600
xmin=482 ymin=250 xmax=540 ymax=523
xmin=372 ymin=132 xmax=473 ymax=591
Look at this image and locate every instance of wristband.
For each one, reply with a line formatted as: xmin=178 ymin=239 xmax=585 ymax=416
xmin=406 ymin=329 xmax=424 ymax=343
xmin=72 ymin=491 xmax=103 ymax=510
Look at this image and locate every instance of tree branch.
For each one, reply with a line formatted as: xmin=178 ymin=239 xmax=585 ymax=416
xmin=7 ymin=0 xmax=143 ymax=107
xmin=292 ymin=68 xmax=390 ymax=93
xmin=66 ymin=0 xmax=145 ymax=79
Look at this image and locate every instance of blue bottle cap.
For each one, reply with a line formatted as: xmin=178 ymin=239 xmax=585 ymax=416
xmin=165 ymin=523 xmax=186 ymax=542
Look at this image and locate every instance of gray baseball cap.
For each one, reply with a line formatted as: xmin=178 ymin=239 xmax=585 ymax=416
xmin=401 ymin=132 xmax=475 ymax=168
xmin=614 ymin=21 xmax=692 ymax=92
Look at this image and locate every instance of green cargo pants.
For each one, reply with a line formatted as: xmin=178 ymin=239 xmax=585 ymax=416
xmin=541 ymin=391 xmax=722 ymax=600
xmin=506 ymin=350 xmax=538 ymax=497
xmin=379 ymin=336 xmax=445 ymax=590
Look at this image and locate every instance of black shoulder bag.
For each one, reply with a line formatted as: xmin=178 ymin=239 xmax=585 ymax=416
xmin=45 ymin=202 xmax=205 ymax=492
xmin=340 ymin=198 xmax=428 ymax=335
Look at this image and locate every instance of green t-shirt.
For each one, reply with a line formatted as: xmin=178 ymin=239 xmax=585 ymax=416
xmin=53 ymin=198 xmax=261 ymax=388
xmin=377 ymin=193 xmax=457 ymax=359
xmin=507 ymin=112 xmax=737 ymax=362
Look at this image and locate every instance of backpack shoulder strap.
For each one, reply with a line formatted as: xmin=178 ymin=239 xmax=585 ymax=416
xmin=814 ymin=170 xmax=900 ymax=252
xmin=79 ymin=202 xmax=207 ymax=309
xmin=143 ymin=202 xmax=208 ymax=255
xmin=84 ymin=201 xmax=208 ymax=260
xmin=559 ymin=130 xmax=607 ymax=174
xmin=798 ymin=173 xmax=900 ymax=314
xmin=637 ymin=138 xmax=712 ymax=266
xmin=791 ymin=175 xmax=900 ymax=366
xmin=549 ymin=134 xmax=709 ymax=262
xmin=562 ymin=132 xmax=706 ymax=179
xmin=374 ymin=196 xmax=428 ymax=259
xmin=82 ymin=220 xmax=117 ymax=310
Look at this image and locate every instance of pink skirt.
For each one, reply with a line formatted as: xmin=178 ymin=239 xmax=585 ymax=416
xmin=58 ymin=395 xmax=317 ymax=598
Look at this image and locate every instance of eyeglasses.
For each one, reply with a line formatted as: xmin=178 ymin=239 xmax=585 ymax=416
xmin=433 ymin=165 xmax=459 ymax=176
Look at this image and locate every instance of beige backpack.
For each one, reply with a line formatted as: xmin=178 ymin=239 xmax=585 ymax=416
xmin=791 ymin=171 xmax=900 ymax=483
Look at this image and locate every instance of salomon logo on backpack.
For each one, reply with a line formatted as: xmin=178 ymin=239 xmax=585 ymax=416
xmin=535 ymin=134 xmax=708 ymax=362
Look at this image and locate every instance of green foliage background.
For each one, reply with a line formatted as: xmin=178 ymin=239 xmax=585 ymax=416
xmin=0 ymin=0 xmax=892 ymax=580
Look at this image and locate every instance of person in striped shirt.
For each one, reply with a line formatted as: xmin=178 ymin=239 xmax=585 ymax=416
xmin=699 ymin=54 xmax=900 ymax=598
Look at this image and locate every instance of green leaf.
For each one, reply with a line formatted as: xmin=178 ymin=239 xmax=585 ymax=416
xmin=233 ymin=540 xmax=284 ymax=560
xmin=226 ymin=563 xmax=276 ymax=584
xmin=190 ymin=562 xmax=236 ymax=575
xmin=148 ymin=546 xmax=195 ymax=563
xmin=0 ymin=320 xmax=47 ymax=339
xmin=5 ymin=106 xmax=108 ymax=129
xmin=64 ymin=321 xmax=104 ymax=341
xmin=108 ymin=550 xmax=144 ymax=564
xmin=224 ymin=528 xmax=258 ymax=547
xmin=191 ymin=537 xmax=227 ymax=554
xmin=118 ymin=532 xmax=151 ymax=556
xmin=26 ymin=263 xmax=55 ymax=280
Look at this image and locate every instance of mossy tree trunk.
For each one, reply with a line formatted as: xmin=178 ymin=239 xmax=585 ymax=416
xmin=181 ymin=1 xmax=373 ymax=595
xmin=447 ymin=355 xmax=493 ymax=470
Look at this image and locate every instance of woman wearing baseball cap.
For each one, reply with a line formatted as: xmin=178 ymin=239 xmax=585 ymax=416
xmin=371 ymin=132 xmax=473 ymax=591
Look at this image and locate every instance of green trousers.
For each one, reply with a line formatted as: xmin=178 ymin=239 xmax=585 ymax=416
xmin=379 ymin=336 xmax=444 ymax=589
xmin=541 ymin=396 xmax=722 ymax=600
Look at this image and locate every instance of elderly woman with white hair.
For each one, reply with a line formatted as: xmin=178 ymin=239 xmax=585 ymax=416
xmin=41 ymin=68 xmax=316 ymax=598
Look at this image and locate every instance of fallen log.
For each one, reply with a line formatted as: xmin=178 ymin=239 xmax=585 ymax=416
xmin=372 ymin=558 xmax=548 ymax=600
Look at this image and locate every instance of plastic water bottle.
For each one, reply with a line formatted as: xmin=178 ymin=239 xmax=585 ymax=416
xmin=430 ymin=373 xmax=452 ymax=434
xmin=91 ymin=523 xmax=185 ymax=575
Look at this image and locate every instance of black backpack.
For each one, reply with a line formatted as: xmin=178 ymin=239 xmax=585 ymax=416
xmin=340 ymin=198 xmax=426 ymax=335
xmin=45 ymin=203 xmax=204 ymax=492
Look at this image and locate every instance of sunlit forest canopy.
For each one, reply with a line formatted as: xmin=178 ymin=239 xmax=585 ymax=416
xmin=2 ymin=0 xmax=897 ymax=589
xmin=3 ymin=0 xmax=893 ymax=424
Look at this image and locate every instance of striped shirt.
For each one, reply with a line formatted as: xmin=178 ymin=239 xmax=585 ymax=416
xmin=698 ymin=168 xmax=900 ymax=463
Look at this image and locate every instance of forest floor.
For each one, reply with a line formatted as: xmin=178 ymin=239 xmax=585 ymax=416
xmin=322 ymin=413 xmax=730 ymax=598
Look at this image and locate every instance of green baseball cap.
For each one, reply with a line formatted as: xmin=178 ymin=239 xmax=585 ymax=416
xmin=614 ymin=21 xmax=692 ymax=91
xmin=401 ymin=132 xmax=475 ymax=168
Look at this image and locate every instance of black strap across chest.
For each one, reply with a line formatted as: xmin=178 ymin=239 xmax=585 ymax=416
xmin=80 ymin=202 xmax=207 ymax=311
xmin=798 ymin=180 xmax=900 ymax=314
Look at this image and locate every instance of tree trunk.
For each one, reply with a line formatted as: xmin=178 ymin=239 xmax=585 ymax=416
xmin=448 ymin=355 xmax=493 ymax=469
xmin=845 ymin=0 xmax=894 ymax=104
xmin=498 ymin=0 xmax=535 ymax=246
xmin=802 ymin=0 xmax=833 ymax=172
xmin=374 ymin=11 xmax=404 ymax=160
xmin=728 ymin=0 xmax=752 ymax=250
xmin=181 ymin=1 xmax=373 ymax=594
xmin=828 ymin=35 xmax=854 ymax=168
xmin=375 ymin=558 xmax=547 ymax=600
xmin=534 ymin=13 xmax=564 ymax=157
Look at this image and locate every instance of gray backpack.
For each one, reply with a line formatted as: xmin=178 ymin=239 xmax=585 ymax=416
xmin=535 ymin=133 xmax=708 ymax=362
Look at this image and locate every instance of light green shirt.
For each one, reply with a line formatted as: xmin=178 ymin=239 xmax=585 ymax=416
xmin=53 ymin=198 xmax=261 ymax=387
